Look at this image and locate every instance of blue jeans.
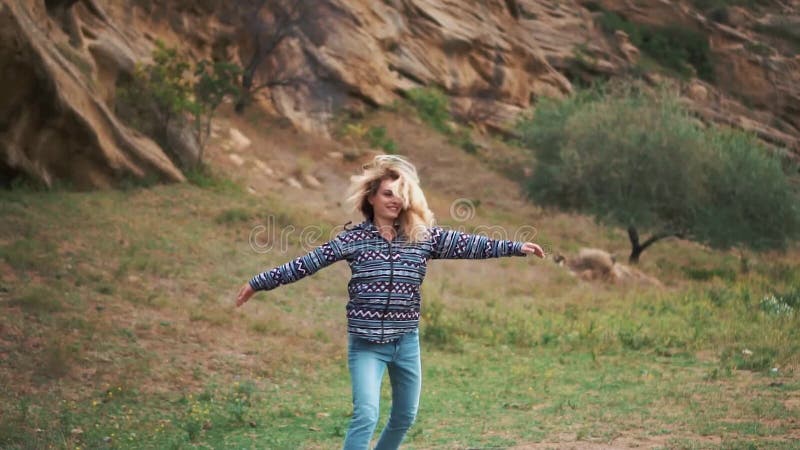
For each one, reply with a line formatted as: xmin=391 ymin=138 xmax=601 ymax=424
xmin=343 ymin=329 xmax=421 ymax=450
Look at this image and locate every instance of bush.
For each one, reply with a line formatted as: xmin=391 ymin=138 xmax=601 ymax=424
xmin=517 ymin=84 xmax=800 ymax=259
xmin=115 ymin=41 xmax=240 ymax=168
xmin=365 ymin=125 xmax=398 ymax=153
xmin=597 ymin=11 xmax=714 ymax=80
xmin=407 ymin=87 xmax=451 ymax=134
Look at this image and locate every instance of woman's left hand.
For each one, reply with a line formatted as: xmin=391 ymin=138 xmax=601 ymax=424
xmin=521 ymin=242 xmax=545 ymax=259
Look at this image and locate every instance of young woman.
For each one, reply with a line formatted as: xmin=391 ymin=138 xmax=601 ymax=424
xmin=236 ymin=155 xmax=545 ymax=449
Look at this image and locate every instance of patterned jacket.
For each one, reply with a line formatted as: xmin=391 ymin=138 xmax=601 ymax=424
xmin=249 ymin=220 xmax=527 ymax=343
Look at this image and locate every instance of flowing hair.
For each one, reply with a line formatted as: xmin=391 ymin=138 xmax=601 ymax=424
xmin=346 ymin=155 xmax=435 ymax=243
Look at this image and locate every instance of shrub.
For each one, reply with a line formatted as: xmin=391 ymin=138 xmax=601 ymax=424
xmin=597 ymin=11 xmax=714 ymax=80
xmin=365 ymin=125 xmax=398 ymax=153
xmin=115 ymin=41 xmax=240 ymax=168
xmin=407 ymin=87 xmax=451 ymax=134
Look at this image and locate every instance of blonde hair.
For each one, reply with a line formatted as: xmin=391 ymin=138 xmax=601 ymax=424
xmin=346 ymin=155 xmax=435 ymax=243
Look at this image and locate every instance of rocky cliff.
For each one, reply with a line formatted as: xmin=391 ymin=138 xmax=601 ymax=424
xmin=1 ymin=0 xmax=797 ymax=187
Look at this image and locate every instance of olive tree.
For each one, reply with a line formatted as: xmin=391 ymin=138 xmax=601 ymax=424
xmin=517 ymin=85 xmax=800 ymax=263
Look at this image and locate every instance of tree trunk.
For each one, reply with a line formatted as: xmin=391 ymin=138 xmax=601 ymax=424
xmin=627 ymin=226 xmax=683 ymax=264
xmin=235 ymin=70 xmax=254 ymax=114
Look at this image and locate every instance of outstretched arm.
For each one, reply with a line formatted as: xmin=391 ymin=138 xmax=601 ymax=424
xmin=430 ymin=227 xmax=544 ymax=260
xmin=236 ymin=235 xmax=348 ymax=307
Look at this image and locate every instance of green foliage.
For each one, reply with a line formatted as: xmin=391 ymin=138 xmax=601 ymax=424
xmin=115 ymin=40 xmax=240 ymax=169
xmin=597 ymin=11 xmax=714 ymax=80
xmin=215 ymin=208 xmax=252 ymax=224
xmin=421 ymin=296 xmax=463 ymax=352
xmin=7 ymin=286 xmax=63 ymax=315
xmin=721 ymin=346 xmax=777 ymax=371
xmin=449 ymin=128 xmax=479 ymax=154
xmin=760 ymin=294 xmax=795 ymax=316
xmin=406 ymin=87 xmax=480 ymax=154
xmin=683 ymin=265 xmax=737 ymax=282
xmin=134 ymin=40 xmax=195 ymax=130
xmin=517 ymin=85 xmax=800 ymax=252
xmin=184 ymin=165 xmax=243 ymax=194
xmin=760 ymin=286 xmax=800 ymax=316
xmin=365 ymin=125 xmax=398 ymax=153
xmin=2 ymin=182 xmax=800 ymax=447
xmin=407 ymin=87 xmax=452 ymax=133
xmin=192 ymin=60 xmax=242 ymax=161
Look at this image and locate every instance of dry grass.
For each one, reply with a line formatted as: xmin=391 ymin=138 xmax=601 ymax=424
xmin=0 ymin=105 xmax=798 ymax=448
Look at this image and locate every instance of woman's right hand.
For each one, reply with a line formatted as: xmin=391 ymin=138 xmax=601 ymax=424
xmin=236 ymin=283 xmax=256 ymax=307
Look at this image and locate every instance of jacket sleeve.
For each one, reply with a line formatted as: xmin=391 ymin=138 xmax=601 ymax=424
xmin=429 ymin=227 xmax=526 ymax=260
xmin=249 ymin=233 xmax=349 ymax=291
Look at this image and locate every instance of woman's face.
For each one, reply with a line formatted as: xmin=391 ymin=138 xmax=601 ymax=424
xmin=369 ymin=178 xmax=402 ymax=222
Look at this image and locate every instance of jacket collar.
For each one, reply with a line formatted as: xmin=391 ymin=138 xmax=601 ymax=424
xmin=362 ymin=219 xmax=404 ymax=240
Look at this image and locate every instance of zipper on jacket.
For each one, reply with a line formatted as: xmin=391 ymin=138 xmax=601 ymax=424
xmin=380 ymin=239 xmax=394 ymax=342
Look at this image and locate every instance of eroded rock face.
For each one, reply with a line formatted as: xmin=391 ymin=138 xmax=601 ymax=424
xmin=224 ymin=0 xmax=575 ymax=135
xmin=2 ymin=0 xmax=799 ymax=187
xmin=0 ymin=0 xmax=183 ymax=188
xmin=591 ymin=0 xmax=800 ymax=156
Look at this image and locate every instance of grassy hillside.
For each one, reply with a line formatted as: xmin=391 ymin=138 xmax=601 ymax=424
xmin=1 ymin=108 xmax=799 ymax=449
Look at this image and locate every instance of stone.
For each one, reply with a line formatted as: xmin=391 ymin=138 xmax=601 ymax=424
xmin=615 ymin=30 xmax=640 ymax=63
xmin=688 ymin=81 xmax=709 ymax=103
xmin=229 ymin=128 xmax=251 ymax=151
xmin=253 ymin=158 xmax=275 ymax=176
xmin=286 ymin=176 xmax=303 ymax=189
xmin=303 ymin=173 xmax=322 ymax=188
xmin=228 ymin=153 xmax=245 ymax=166
xmin=0 ymin=1 xmax=184 ymax=188
xmin=2 ymin=0 xmax=798 ymax=188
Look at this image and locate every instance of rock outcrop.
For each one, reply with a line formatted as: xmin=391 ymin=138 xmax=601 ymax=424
xmin=590 ymin=0 xmax=800 ymax=156
xmin=1 ymin=0 xmax=799 ymax=187
xmin=554 ymin=248 xmax=662 ymax=286
xmin=0 ymin=0 xmax=184 ymax=188
xmin=222 ymin=0 xmax=574 ymax=135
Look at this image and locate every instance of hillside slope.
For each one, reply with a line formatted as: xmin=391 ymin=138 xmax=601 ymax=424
xmin=2 ymin=105 xmax=798 ymax=448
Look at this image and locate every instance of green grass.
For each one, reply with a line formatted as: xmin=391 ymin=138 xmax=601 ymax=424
xmin=0 ymin=177 xmax=798 ymax=448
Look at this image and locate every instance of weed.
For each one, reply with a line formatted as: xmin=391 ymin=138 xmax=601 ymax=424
xmin=0 ymin=237 xmax=58 ymax=273
xmin=721 ymin=347 xmax=777 ymax=372
xmin=365 ymin=125 xmax=398 ymax=153
xmin=215 ymin=208 xmax=252 ymax=224
xmin=2 ymin=162 xmax=799 ymax=448
xmin=596 ymin=10 xmax=714 ymax=80
xmin=683 ymin=265 xmax=737 ymax=282
xmin=184 ymin=164 xmax=243 ymax=194
xmin=407 ymin=87 xmax=452 ymax=134
xmin=448 ymin=127 xmax=479 ymax=154
xmin=7 ymin=285 xmax=63 ymax=315
xmin=760 ymin=293 xmax=796 ymax=316
xmin=421 ymin=296 xmax=463 ymax=352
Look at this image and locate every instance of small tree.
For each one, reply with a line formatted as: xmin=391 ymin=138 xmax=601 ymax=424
xmin=116 ymin=41 xmax=240 ymax=168
xmin=233 ymin=0 xmax=310 ymax=113
xmin=117 ymin=40 xmax=194 ymax=148
xmin=192 ymin=60 xmax=242 ymax=165
xmin=517 ymin=85 xmax=800 ymax=263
